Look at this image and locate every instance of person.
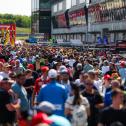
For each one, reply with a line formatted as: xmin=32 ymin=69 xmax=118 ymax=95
xmin=33 ymin=101 xmax=71 ymax=126
xmin=32 ymin=66 xmax=50 ymax=106
xmin=98 ymin=88 xmax=126 ymax=126
xmin=60 ymin=69 xmax=71 ymax=96
xmin=101 ymin=60 xmax=110 ymax=75
xmin=37 ymin=69 xmax=67 ymax=116
xmin=104 ymin=80 xmax=120 ymax=107
xmin=24 ymin=69 xmax=35 ymax=107
xmin=12 ymin=73 xmax=29 ymax=119
xmin=0 ymin=78 xmax=20 ymax=125
xmin=81 ymin=78 xmax=103 ymax=126
xmin=83 ymin=59 xmax=94 ymax=73
xmin=65 ymin=83 xmax=90 ymax=126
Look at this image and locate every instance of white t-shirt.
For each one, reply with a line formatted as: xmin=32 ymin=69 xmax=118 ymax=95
xmin=65 ymin=95 xmax=89 ymax=126
xmin=94 ymin=79 xmax=103 ymax=95
xmin=101 ymin=66 xmax=110 ymax=74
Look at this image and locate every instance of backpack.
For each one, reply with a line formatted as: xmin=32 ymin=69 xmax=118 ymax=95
xmin=72 ymin=104 xmax=88 ymax=126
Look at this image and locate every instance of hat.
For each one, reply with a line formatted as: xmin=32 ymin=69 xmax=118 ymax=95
xmin=120 ymin=61 xmax=125 ymax=67
xmin=60 ymin=69 xmax=69 ymax=75
xmin=1 ymin=78 xmax=14 ymax=84
xmin=41 ymin=66 xmax=49 ymax=73
xmin=59 ymin=65 xmax=67 ymax=72
xmin=35 ymin=101 xmax=56 ymax=114
xmin=27 ymin=64 xmax=34 ymax=70
xmin=31 ymin=112 xmax=53 ymax=126
xmin=104 ymin=74 xmax=111 ymax=80
xmin=77 ymin=63 xmax=82 ymax=68
xmin=48 ymin=69 xmax=57 ymax=79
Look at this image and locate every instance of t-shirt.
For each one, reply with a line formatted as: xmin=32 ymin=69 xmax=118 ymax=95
xmin=24 ymin=78 xmax=35 ymax=97
xmin=0 ymin=72 xmax=9 ymax=81
xmin=98 ymin=107 xmax=126 ymax=126
xmin=65 ymin=95 xmax=89 ymax=126
xmin=37 ymin=80 xmax=68 ymax=116
xmin=12 ymin=83 xmax=29 ymax=112
xmin=82 ymin=90 xmax=103 ymax=126
xmin=0 ymin=88 xmax=16 ymax=123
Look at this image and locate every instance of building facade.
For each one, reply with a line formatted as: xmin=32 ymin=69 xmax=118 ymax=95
xmin=31 ymin=0 xmax=51 ymax=38
xmin=51 ymin=0 xmax=126 ymax=47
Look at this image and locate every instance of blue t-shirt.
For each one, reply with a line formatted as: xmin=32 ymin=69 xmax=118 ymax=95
xmin=37 ymin=80 xmax=68 ymax=116
xmin=12 ymin=83 xmax=29 ymax=111
xmin=104 ymin=91 xmax=112 ymax=107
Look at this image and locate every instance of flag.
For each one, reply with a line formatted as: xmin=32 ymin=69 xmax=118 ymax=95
xmin=11 ymin=26 xmax=15 ymax=47
xmin=4 ymin=28 xmax=10 ymax=45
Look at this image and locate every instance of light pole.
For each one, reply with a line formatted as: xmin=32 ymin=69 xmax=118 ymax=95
xmin=84 ymin=0 xmax=90 ymax=50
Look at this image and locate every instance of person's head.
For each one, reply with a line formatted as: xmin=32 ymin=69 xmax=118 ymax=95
xmin=48 ymin=69 xmax=57 ymax=81
xmin=85 ymin=78 xmax=94 ymax=92
xmin=25 ymin=69 xmax=32 ymax=79
xmin=103 ymin=74 xmax=111 ymax=85
xmin=27 ymin=64 xmax=34 ymax=71
xmin=111 ymin=80 xmax=120 ymax=89
xmin=60 ymin=69 xmax=69 ymax=81
xmin=76 ymin=63 xmax=82 ymax=71
xmin=41 ymin=66 xmax=49 ymax=75
xmin=15 ymin=60 xmax=20 ymax=67
xmin=88 ymin=70 xmax=95 ymax=80
xmin=111 ymin=88 xmax=124 ymax=105
xmin=16 ymin=73 xmax=26 ymax=85
xmin=0 ymin=78 xmax=14 ymax=91
xmin=9 ymin=72 xmax=16 ymax=80
xmin=3 ymin=63 xmax=12 ymax=73
xmin=103 ymin=60 xmax=109 ymax=66
xmin=35 ymin=101 xmax=56 ymax=115
xmin=71 ymin=83 xmax=82 ymax=105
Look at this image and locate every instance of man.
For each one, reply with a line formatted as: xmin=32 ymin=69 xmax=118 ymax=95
xmin=82 ymin=78 xmax=103 ymax=126
xmin=37 ymin=69 xmax=67 ymax=116
xmin=12 ymin=73 xmax=29 ymax=119
xmin=0 ymin=78 xmax=20 ymax=125
xmin=33 ymin=101 xmax=71 ymax=126
xmin=60 ymin=69 xmax=71 ymax=96
xmin=98 ymin=88 xmax=126 ymax=126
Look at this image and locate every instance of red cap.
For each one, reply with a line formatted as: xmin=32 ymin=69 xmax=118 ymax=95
xmin=104 ymin=74 xmax=111 ymax=80
xmin=41 ymin=66 xmax=49 ymax=73
xmin=27 ymin=64 xmax=34 ymax=70
xmin=31 ymin=112 xmax=53 ymax=126
xmin=120 ymin=61 xmax=125 ymax=67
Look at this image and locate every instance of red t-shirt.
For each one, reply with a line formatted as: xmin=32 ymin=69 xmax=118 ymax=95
xmin=34 ymin=76 xmax=50 ymax=94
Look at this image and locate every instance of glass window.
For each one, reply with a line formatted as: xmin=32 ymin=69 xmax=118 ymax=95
xmin=66 ymin=0 xmax=71 ymax=9
xmin=79 ymin=0 xmax=85 ymax=4
xmin=72 ymin=0 xmax=77 ymax=6
xmin=59 ymin=2 xmax=63 ymax=11
xmin=53 ymin=4 xmax=58 ymax=12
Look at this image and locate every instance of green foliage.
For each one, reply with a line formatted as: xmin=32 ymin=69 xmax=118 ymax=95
xmin=0 ymin=13 xmax=31 ymax=28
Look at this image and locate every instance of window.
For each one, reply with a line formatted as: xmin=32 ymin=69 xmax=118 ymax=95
xmin=79 ymin=0 xmax=85 ymax=4
xmin=71 ymin=0 xmax=77 ymax=6
xmin=53 ymin=4 xmax=58 ymax=12
xmin=59 ymin=2 xmax=63 ymax=11
xmin=66 ymin=0 xmax=71 ymax=9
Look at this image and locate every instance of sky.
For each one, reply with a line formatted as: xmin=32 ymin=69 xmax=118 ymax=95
xmin=0 ymin=0 xmax=31 ymax=16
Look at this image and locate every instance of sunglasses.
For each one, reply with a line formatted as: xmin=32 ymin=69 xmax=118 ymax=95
xmin=85 ymin=83 xmax=93 ymax=86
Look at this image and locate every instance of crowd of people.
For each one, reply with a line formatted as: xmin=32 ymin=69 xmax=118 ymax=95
xmin=0 ymin=44 xmax=126 ymax=126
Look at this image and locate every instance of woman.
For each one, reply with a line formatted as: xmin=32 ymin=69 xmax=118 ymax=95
xmin=65 ymin=83 xmax=90 ymax=126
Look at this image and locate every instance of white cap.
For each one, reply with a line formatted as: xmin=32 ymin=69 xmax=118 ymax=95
xmin=48 ymin=69 xmax=58 ymax=79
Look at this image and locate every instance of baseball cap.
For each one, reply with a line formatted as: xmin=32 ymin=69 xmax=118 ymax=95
xmin=31 ymin=112 xmax=53 ymax=126
xmin=1 ymin=78 xmax=14 ymax=84
xmin=41 ymin=66 xmax=49 ymax=73
xmin=48 ymin=69 xmax=57 ymax=79
xmin=60 ymin=69 xmax=69 ymax=75
xmin=27 ymin=64 xmax=34 ymax=70
xmin=34 ymin=101 xmax=56 ymax=115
